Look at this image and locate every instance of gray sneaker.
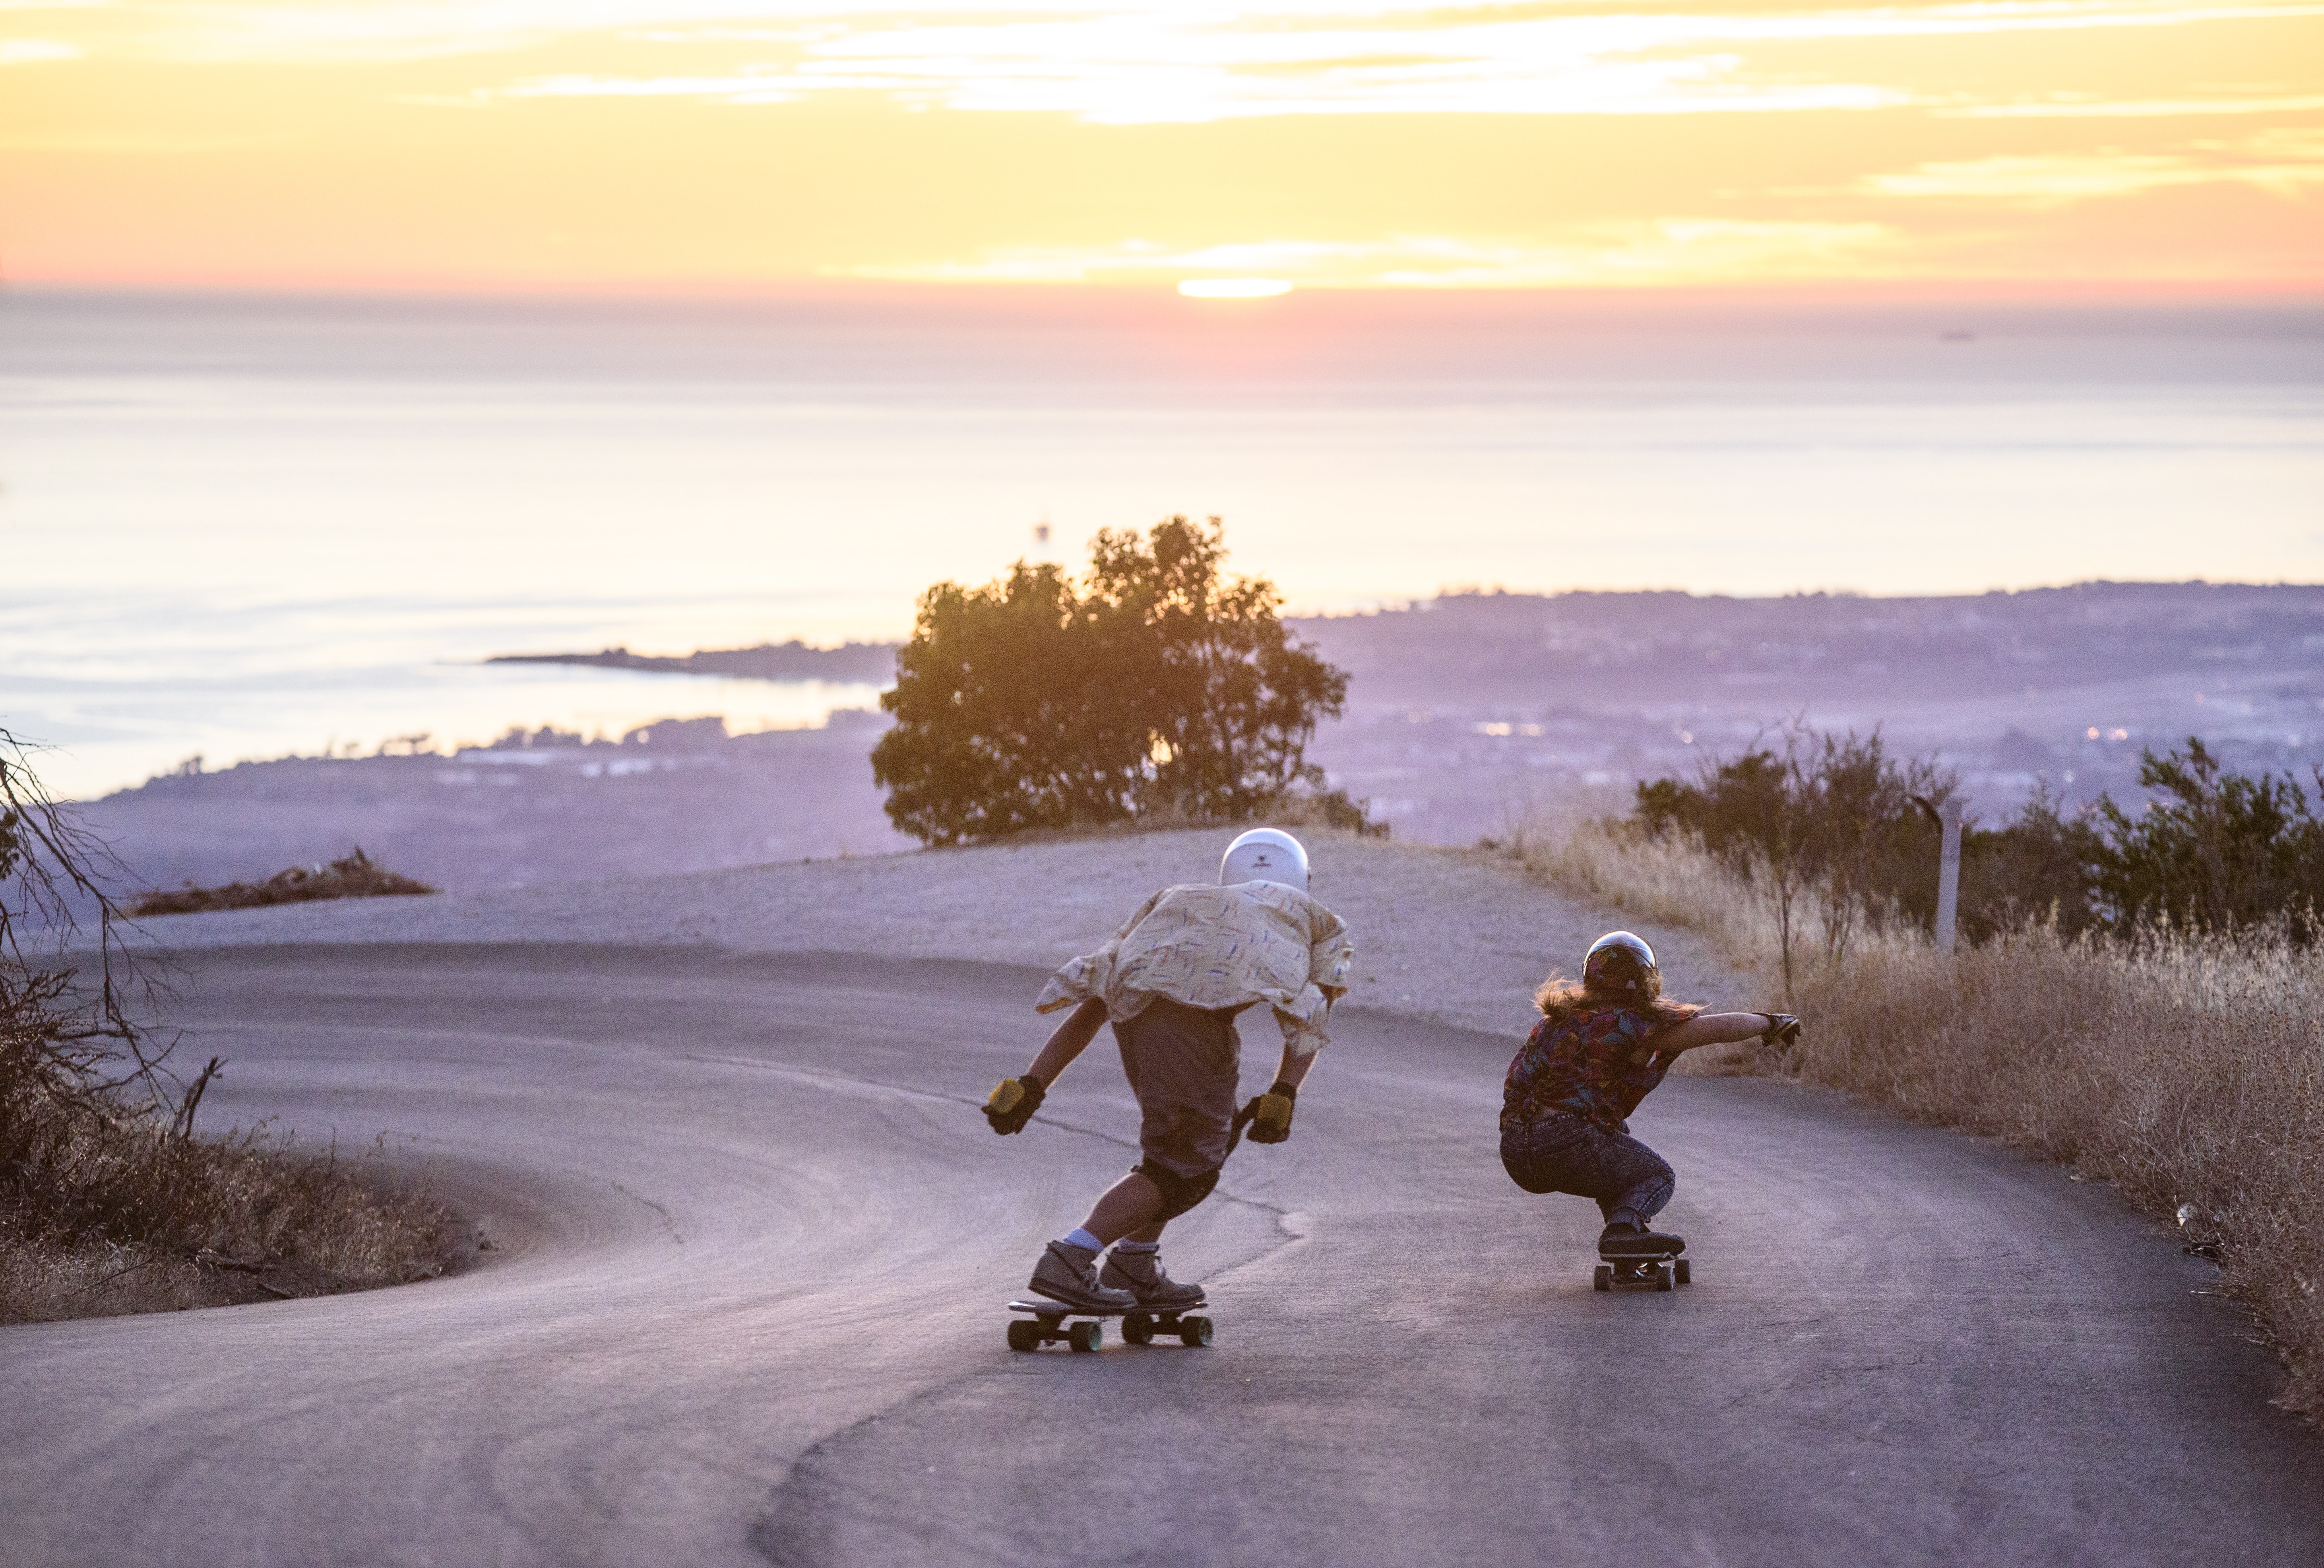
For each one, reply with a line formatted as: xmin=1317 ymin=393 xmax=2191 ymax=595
xmin=1029 ymin=1241 xmax=1135 ymax=1311
xmin=1100 ymin=1248 xmax=1206 ymax=1310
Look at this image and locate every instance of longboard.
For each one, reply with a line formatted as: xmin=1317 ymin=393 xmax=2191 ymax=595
xmin=1005 ymin=1297 xmax=1214 ymax=1351
xmin=1593 ymin=1252 xmax=1692 ymax=1293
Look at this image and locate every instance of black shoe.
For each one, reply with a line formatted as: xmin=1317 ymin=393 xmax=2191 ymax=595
xmin=1599 ymin=1223 xmax=1684 ymax=1258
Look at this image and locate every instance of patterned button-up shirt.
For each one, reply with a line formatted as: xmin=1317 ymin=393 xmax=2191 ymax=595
xmin=1501 ymin=1006 xmax=1673 ymax=1136
xmin=1035 ymin=881 xmax=1355 ymax=1058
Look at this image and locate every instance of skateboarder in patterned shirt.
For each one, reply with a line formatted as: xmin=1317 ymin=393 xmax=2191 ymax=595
xmin=1501 ymin=931 xmax=1800 ymax=1259
xmin=982 ymin=829 xmax=1355 ymax=1314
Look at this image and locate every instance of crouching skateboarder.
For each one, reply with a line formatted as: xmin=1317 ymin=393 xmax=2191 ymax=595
xmin=1502 ymin=931 xmax=1800 ymax=1288
xmin=984 ymin=829 xmax=1354 ymax=1322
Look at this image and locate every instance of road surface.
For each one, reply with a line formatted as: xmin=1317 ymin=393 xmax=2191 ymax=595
xmin=3 ymin=943 xmax=2318 ymax=1567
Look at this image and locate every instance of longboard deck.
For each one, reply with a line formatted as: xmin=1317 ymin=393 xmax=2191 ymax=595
xmin=1006 ymin=1298 xmax=1206 ymax=1319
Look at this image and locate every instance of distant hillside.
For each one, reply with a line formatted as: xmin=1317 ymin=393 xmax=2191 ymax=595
xmin=488 ymin=640 xmax=897 ymax=684
xmin=1286 ymin=582 xmax=2324 ymax=707
xmin=1284 ymin=581 xmax=2324 ymax=844
xmin=489 ymin=585 xmax=2321 ymax=710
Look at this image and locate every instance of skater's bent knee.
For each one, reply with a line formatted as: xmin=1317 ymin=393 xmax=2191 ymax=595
xmin=1134 ymin=1160 xmax=1220 ymax=1220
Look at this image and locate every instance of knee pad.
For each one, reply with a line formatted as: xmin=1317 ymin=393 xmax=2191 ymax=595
xmin=1134 ymin=1160 xmax=1220 ymax=1220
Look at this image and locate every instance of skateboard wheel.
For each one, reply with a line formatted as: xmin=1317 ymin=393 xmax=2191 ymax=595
xmin=1593 ymin=1265 xmax=1611 ymax=1292
xmin=1654 ymin=1263 xmax=1675 ymax=1291
xmin=1177 ymin=1315 xmax=1214 ymax=1347
xmin=1674 ymin=1258 xmax=1691 ymax=1285
xmin=1007 ymin=1320 xmax=1041 ymax=1353
xmin=1123 ymin=1314 xmax=1155 ymax=1346
xmin=1068 ymin=1320 xmax=1103 ymax=1353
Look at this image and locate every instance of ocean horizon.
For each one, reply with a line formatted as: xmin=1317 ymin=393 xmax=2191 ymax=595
xmin=6 ymin=286 xmax=2319 ymax=801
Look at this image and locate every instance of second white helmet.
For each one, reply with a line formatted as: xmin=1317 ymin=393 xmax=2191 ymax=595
xmin=1220 ymin=828 xmax=1309 ymax=893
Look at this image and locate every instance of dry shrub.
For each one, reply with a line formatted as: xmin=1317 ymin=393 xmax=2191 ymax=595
xmin=2 ymin=732 xmax=462 ymax=1322
xmin=130 ymin=847 xmax=434 ymax=918
xmin=0 ymin=1080 xmax=463 ymax=1322
xmin=1507 ymin=812 xmax=2324 ymax=1424
xmin=0 ymin=1007 xmax=464 ymax=1322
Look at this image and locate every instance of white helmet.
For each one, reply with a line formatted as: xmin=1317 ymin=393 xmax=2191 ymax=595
xmin=1221 ymin=828 xmax=1309 ymax=892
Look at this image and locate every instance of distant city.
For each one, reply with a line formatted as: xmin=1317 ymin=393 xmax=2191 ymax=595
xmin=79 ymin=583 xmax=2324 ymax=899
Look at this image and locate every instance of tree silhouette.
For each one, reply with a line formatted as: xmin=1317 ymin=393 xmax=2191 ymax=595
xmin=872 ymin=517 xmax=1348 ymax=846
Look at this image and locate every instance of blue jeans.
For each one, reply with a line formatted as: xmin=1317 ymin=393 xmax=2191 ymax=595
xmin=1500 ymin=1113 xmax=1675 ymax=1230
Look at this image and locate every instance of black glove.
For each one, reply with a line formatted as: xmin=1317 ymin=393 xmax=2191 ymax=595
xmin=1241 ymin=1080 xmax=1297 ymax=1144
xmin=1760 ymin=1013 xmax=1802 ymax=1048
xmin=983 ymin=1073 xmax=1046 ymax=1135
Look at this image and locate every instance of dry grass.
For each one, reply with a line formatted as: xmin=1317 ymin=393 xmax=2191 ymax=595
xmin=1 ymin=1015 xmax=465 ymax=1323
xmin=1506 ymin=813 xmax=2324 ymax=1424
xmin=2 ymin=731 xmax=461 ymax=1323
xmin=1504 ymin=813 xmax=1779 ymax=969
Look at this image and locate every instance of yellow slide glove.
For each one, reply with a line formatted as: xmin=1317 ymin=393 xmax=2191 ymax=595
xmin=1243 ymin=1080 xmax=1297 ymax=1145
xmin=984 ymin=1074 xmax=1046 ymax=1135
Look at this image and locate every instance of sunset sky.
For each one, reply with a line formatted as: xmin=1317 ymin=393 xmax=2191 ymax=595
xmin=2 ymin=1 xmax=2319 ymax=292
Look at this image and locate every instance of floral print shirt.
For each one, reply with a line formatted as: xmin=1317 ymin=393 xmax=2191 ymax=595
xmin=1500 ymin=1006 xmax=1675 ymax=1136
xmin=1036 ymin=881 xmax=1354 ymax=1058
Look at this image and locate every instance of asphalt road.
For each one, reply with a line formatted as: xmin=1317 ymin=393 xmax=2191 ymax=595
xmin=4 ymin=944 xmax=2318 ymax=1568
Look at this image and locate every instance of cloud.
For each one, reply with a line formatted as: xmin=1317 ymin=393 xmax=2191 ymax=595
xmin=1946 ymin=93 xmax=2324 ymax=117
xmin=1862 ymin=145 xmax=2324 ymax=203
xmin=112 ymin=1 xmax=2324 ymax=66
xmin=0 ymin=38 xmax=81 ymax=63
xmin=837 ymin=223 xmax=1906 ymax=286
xmin=469 ymin=6 xmax=1925 ymax=122
xmin=0 ymin=131 xmax=268 ymax=151
xmin=78 ymin=2 xmax=2324 ymax=124
xmin=493 ymin=59 xmax=1901 ymax=121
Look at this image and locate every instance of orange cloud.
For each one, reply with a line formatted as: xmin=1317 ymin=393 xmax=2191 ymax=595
xmin=1 ymin=1 xmax=2315 ymax=291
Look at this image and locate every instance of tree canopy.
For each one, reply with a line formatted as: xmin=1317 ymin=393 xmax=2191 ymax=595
xmin=871 ymin=516 xmax=1349 ymax=846
xmin=2091 ymin=739 xmax=2324 ymax=938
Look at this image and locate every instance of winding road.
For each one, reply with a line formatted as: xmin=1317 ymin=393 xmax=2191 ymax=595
xmin=4 ymin=942 xmax=2319 ymax=1567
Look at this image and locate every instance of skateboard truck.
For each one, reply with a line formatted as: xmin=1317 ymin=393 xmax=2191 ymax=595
xmin=1593 ymin=1251 xmax=1692 ymax=1293
xmin=1005 ymin=1299 xmax=1215 ymax=1351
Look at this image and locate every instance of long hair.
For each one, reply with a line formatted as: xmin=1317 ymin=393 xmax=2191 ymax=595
xmin=1534 ymin=943 xmax=1698 ymax=1031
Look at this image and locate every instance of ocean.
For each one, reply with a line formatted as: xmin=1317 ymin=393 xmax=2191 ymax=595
xmin=6 ymin=286 xmax=2318 ymax=801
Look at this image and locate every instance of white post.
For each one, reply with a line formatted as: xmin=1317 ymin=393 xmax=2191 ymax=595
xmin=1935 ymin=796 xmax=1964 ymax=956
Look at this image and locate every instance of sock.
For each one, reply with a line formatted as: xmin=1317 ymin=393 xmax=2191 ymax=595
xmin=1112 ymin=1239 xmax=1159 ymax=1256
xmin=1060 ymin=1227 xmax=1104 ymax=1254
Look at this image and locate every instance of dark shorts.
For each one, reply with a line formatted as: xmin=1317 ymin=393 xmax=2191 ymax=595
xmin=1113 ymin=997 xmax=1243 ymax=1180
xmin=1500 ymin=1112 xmax=1676 ymax=1228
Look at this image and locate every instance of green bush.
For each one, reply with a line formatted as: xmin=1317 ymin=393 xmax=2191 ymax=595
xmin=2091 ymin=740 xmax=2324 ymax=939
xmin=1632 ymin=731 xmax=2319 ymax=949
xmin=1632 ymin=728 xmax=1952 ymax=985
xmin=872 ymin=517 xmax=1352 ymax=846
xmin=1958 ymin=788 xmax=2103 ymax=943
